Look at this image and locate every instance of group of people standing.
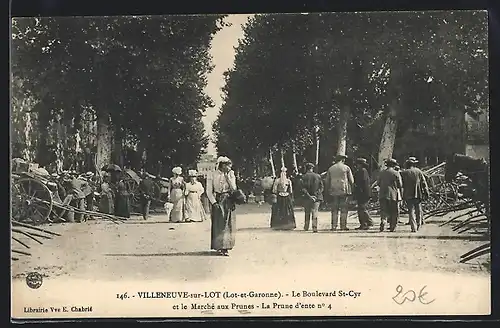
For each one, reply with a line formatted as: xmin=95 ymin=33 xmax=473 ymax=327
xmin=267 ymin=154 xmax=430 ymax=234
xmin=164 ymin=167 xmax=207 ymax=223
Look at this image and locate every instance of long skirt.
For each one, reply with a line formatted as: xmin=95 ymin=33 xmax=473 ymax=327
xmin=169 ymin=188 xmax=185 ymax=222
xmin=185 ymin=193 xmax=206 ymax=222
xmin=211 ymin=193 xmax=236 ymax=251
xmin=115 ymin=193 xmax=130 ymax=218
xmin=270 ymin=195 xmax=296 ymax=230
xmin=201 ymin=193 xmax=211 ymax=217
xmin=99 ymin=192 xmax=114 ymax=214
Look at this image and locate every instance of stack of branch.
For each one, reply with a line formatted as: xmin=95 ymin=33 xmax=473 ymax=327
xmin=436 ymin=188 xmax=490 ymax=264
xmin=11 ymin=220 xmax=62 ymax=261
xmin=36 ymin=197 xmax=129 ymax=225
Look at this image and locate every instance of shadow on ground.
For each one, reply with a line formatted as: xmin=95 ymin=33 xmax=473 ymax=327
xmin=104 ymin=251 xmax=218 ymax=257
xmin=350 ymin=234 xmax=489 ymax=242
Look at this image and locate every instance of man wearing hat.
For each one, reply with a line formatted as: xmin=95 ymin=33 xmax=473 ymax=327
xmin=400 ymin=157 xmax=430 ymax=232
xmin=300 ymin=162 xmax=324 ymax=232
xmin=324 ymin=154 xmax=355 ymax=231
xmin=377 ymin=158 xmax=403 ymax=232
xmin=353 ymin=157 xmax=373 ymax=230
xmin=138 ymin=169 xmax=155 ymax=220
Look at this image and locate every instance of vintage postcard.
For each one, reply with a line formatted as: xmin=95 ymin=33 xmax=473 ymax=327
xmin=10 ymin=11 xmax=490 ymax=320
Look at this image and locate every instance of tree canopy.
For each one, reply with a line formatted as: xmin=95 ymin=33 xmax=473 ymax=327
xmin=11 ymin=14 xmax=228 ymax=175
xmin=214 ymin=11 xmax=487 ymax=175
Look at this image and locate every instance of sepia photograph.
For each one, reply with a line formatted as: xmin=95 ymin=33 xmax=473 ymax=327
xmin=10 ymin=10 xmax=490 ymax=319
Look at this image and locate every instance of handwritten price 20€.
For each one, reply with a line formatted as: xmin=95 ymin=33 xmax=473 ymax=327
xmin=392 ymin=285 xmax=436 ymax=305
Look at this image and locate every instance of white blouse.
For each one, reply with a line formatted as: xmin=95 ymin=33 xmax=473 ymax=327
xmin=206 ymin=170 xmax=237 ymax=204
xmin=184 ymin=181 xmax=204 ymax=197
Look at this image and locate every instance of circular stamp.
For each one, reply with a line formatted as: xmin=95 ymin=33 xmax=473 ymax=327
xmin=26 ymin=272 xmax=43 ymax=289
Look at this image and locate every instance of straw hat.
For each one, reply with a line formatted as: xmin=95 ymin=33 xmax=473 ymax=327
xmin=188 ymin=169 xmax=198 ymax=177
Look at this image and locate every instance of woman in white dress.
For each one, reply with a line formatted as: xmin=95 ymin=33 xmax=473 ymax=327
xmin=168 ymin=167 xmax=185 ymax=222
xmin=184 ymin=170 xmax=206 ymax=222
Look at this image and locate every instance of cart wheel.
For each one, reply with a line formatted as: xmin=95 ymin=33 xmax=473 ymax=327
xmin=13 ymin=178 xmax=53 ymax=224
xmin=124 ymin=178 xmax=141 ymax=210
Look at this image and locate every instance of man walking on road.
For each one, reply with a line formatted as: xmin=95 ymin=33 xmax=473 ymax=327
xmin=325 ymin=154 xmax=354 ymax=231
xmin=377 ymin=158 xmax=403 ymax=232
xmin=353 ymin=157 xmax=373 ymax=230
xmin=400 ymin=157 xmax=429 ymax=232
xmin=300 ymin=162 xmax=324 ymax=233
xmin=138 ymin=170 xmax=155 ymax=220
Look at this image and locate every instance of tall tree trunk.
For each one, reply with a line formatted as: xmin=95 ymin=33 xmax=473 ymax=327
xmin=138 ymin=139 xmax=147 ymax=169
xmin=280 ymin=148 xmax=285 ymax=168
xmin=337 ymin=105 xmax=350 ymax=156
xmin=377 ymin=101 xmax=399 ymax=170
xmin=112 ymin=126 xmax=124 ymax=168
xmin=292 ymin=143 xmax=298 ymax=173
xmin=96 ymin=112 xmax=113 ymax=172
xmin=314 ymin=126 xmax=320 ymax=167
xmin=269 ymin=148 xmax=276 ymax=177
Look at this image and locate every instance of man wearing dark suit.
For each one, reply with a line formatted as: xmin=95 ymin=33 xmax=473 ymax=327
xmin=400 ymin=157 xmax=430 ymax=232
xmin=138 ymin=170 xmax=155 ymax=220
xmin=300 ymin=162 xmax=324 ymax=233
xmin=377 ymin=158 xmax=403 ymax=232
xmin=353 ymin=158 xmax=373 ymax=230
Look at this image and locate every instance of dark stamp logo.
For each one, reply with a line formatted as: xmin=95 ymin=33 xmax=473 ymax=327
xmin=26 ymin=272 xmax=43 ymax=289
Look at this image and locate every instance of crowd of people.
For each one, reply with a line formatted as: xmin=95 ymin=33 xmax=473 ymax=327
xmin=264 ymin=154 xmax=430 ymax=233
xmin=22 ymin=152 xmax=429 ymax=257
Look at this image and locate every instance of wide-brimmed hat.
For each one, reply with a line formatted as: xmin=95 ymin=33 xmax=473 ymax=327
xmin=216 ymin=156 xmax=232 ymax=164
xmin=102 ymin=164 xmax=122 ymax=172
xmin=356 ymin=157 xmax=368 ymax=166
xmin=406 ymin=156 xmax=419 ymax=164
xmin=335 ymin=154 xmax=348 ymax=162
xmin=188 ymin=169 xmax=198 ymax=177
xmin=280 ymin=167 xmax=287 ymax=172
xmin=385 ymin=158 xmax=398 ymax=167
xmin=172 ymin=167 xmax=182 ymax=175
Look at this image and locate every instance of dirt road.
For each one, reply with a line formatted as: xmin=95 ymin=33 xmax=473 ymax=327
xmin=12 ymin=204 xmax=490 ymax=282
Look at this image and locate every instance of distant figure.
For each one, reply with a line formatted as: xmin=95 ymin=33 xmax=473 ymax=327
xmin=138 ymin=170 xmax=155 ymax=220
xmin=99 ymin=173 xmax=114 ymax=214
xmin=110 ymin=167 xmax=130 ymax=218
xmin=400 ymin=157 xmax=429 ymax=232
xmin=300 ymin=162 xmax=323 ymax=233
xmin=270 ymin=167 xmax=296 ymax=230
xmin=253 ymin=178 xmax=264 ymax=205
xmin=168 ymin=167 xmax=185 ymax=222
xmin=353 ymin=157 xmax=373 ymax=230
xmin=184 ymin=170 xmax=206 ymax=222
xmin=377 ymin=158 xmax=402 ymax=232
xmin=324 ymin=154 xmax=354 ymax=231
xmin=206 ymin=156 xmax=238 ymax=256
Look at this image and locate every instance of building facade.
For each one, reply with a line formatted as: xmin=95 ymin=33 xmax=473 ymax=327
xmin=196 ymin=154 xmax=217 ymax=179
xmin=464 ymin=108 xmax=489 ymax=163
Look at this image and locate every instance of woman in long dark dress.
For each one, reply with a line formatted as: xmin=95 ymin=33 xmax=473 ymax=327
xmin=270 ymin=167 xmax=296 ymax=230
xmin=206 ymin=156 xmax=238 ymax=256
xmin=110 ymin=169 xmax=130 ymax=218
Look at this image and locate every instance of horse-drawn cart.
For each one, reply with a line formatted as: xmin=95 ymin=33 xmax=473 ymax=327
xmin=11 ymin=159 xmax=57 ymax=224
xmin=11 ymin=159 xmax=128 ymax=225
xmin=12 ymin=171 xmax=54 ymax=224
xmin=121 ymin=169 xmax=167 ymax=212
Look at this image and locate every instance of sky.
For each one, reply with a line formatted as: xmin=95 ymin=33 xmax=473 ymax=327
xmin=202 ymin=14 xmax=254 ymax=156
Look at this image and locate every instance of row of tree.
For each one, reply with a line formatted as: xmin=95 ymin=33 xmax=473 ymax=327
xmin=213 ymin=11 xmax=488 ymax=177
xmin=11 ymin=15 xmax=227 ymax=176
